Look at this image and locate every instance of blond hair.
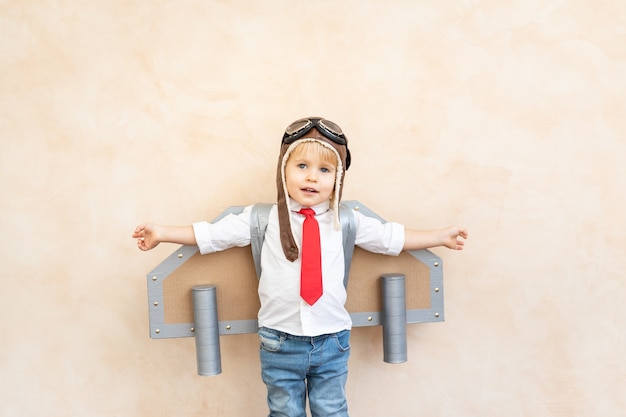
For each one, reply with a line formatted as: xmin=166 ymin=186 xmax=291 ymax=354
xmin=286 ymin=140 xmax=338 ymax=169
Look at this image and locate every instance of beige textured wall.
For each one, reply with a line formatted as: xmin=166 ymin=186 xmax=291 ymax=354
xmin=1 ymin=1 xmax=625 ymax=416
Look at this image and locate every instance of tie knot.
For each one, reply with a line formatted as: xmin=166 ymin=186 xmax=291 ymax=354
xmin=298 ymin=208 xmax=316 ymax=218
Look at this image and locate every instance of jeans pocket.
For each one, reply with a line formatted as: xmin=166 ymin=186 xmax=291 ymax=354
xmin=333 ymin=330 xmax=351 ymax=352
xmin=259 ymin=328 xmax=283 ymax=352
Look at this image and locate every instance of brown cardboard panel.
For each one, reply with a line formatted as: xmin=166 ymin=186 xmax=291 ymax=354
xmin=163 ymin=247 xmax=260 ymax=324
xmin=345 ymin=247 xmax=430 ymax=313
xmin=163 ymin=246 xmax=430 ymax=324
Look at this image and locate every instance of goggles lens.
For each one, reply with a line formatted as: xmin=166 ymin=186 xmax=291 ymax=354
xmin=284 ymin=119 xmax=312 ymax=136
xmin=318 ymin=119 xmax=343 ymax=137
xmin=283 ymin=118 xmax=346 ymax=145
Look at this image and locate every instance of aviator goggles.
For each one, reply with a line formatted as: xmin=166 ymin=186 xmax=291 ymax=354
xmin=282 ymin=118 xmax=351 ymax=169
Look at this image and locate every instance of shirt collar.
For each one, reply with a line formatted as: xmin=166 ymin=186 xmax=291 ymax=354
xmin=289 ymin=198 xmax=330 ymax=216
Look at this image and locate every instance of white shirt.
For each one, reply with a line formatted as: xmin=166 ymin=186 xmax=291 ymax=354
xmin=192 ymin=199 xmax=405 ymax=336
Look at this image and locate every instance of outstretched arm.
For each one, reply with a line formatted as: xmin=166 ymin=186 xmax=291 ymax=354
xmin=132 ymin=223 xmax=196 ymax=251
xmin=403 ymin=226 xmax=468 ymax=251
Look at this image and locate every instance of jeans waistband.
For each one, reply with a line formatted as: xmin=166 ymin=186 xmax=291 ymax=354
xmin=259 ymin=326 xmax=348 ymax=342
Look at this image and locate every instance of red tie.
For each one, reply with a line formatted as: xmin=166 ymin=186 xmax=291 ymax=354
xmin=298 ymin=208 xmax=323 ymax=305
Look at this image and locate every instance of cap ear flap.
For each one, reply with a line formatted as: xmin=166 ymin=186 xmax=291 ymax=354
xmin=276 ymin=142 xmax=299 ymax=262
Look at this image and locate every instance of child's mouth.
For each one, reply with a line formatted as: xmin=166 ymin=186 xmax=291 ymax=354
xmin=302 ymin=188 xmax=318 ymax=193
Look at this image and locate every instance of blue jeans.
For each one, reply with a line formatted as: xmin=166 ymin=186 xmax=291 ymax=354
xmin=259 ymin=327 xmax=351 ymax=417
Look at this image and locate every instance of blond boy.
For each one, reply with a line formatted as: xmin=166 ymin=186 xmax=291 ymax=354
xmin=133 ymin=117 xmax=467 ymax=417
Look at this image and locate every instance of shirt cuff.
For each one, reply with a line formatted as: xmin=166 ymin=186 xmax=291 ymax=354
xmin=387 ymin=222 xmax=405 ymax=256
xmin=192 ymin=221 xmax=215 ymax=254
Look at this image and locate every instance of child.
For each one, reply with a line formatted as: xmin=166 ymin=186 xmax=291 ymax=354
xmin=133 ymin=117 xmax=468 ymax=417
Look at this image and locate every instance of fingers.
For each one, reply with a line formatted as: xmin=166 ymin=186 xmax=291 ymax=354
xmin=136 ymin=236 xmax=156 ymax=251
xmin=132 ymin=224 xmax=146 ymax=238
xmin=455 ymin=227 xmax=468 ymax=250
xmin=452 ymin=227 xmax=468 ymax=240
xmin=447 ymin=226 xmax=468 ymax=250
xmin=137 ymin=239 xmax=149 ymax=251
xmin=132 ymin=224 xmax=152 ymax=251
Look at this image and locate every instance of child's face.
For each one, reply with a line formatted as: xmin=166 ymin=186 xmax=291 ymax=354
xmin=285 ymin=143 xmax=337 ymax=208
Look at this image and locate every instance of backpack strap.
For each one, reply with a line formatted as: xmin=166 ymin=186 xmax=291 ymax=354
xmin=250 ymin=203 xmax=273 ymax=279
xmin=249 ymin=203 xmax=357 ymax=288
xmin=339 ymin=203 xmax=356 ymax=288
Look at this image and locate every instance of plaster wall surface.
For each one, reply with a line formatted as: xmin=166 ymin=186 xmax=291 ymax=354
xmin=1 ymin=1 xmax=624 ymax=416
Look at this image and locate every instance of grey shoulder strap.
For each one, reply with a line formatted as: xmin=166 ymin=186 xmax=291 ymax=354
xmin=249 ymin=203 xmax=357 ymax=288
xmin=339 ymin=203 xmax=356 ymax=288
xmin=250 ymin=203 xmax=273 ymax=279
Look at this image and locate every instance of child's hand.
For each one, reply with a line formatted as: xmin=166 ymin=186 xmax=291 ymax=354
xmin=132 ymin=223 xmax=161 ymax=251
xmin=440 ymin=226 xmax=468 ymax=250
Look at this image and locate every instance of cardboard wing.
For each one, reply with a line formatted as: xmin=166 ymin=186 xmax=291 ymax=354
xmin=145 ymin=201 xmax=444 ymax=339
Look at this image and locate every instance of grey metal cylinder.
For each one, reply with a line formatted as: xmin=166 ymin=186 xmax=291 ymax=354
xmin=381 ymin=274 xmax=407 ymax=364
xmin=192 ymin=285 xmax=222 ymax=376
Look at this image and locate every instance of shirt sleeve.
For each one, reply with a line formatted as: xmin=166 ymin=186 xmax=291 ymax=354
xmin=354 ymin=211 xmax=405 ymax=256
xmin=192 ymin=205 xmax=253 ymax=255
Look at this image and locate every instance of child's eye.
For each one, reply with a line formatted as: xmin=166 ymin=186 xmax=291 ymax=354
xmin=321 ymin=167 xmax=330 ymax=173
xmin=298 ymin=163 xmax=307 ymax=169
